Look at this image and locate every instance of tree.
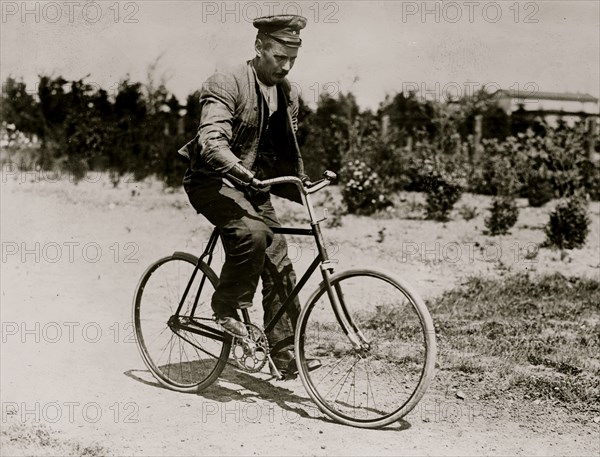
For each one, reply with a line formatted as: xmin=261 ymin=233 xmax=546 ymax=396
xmin=455 ymin=88 xmax=511 ymax=141
xmin=0 ymin=77 xmax=42 ymax=139
xmin=184 ymin=91 xmax=201 ymax=138
xmin=379 ymin=91 xmax=437 ymax=142
xmin=310 ymin=91 xmax=362 ymax=173
xmin=38 ymin=75 xmax=69 ymax=133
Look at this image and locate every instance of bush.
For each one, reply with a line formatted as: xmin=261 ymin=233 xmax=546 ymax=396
xmin=471 ymin=127 xmax=599 ymax=203
xmin=472 ymin=137 xmax=523 ymax=196
xmin=421 ymin=159 xmax=464 ymax=221
xmin=485 ymin=196 xmax=519 ymax=235
xmin=341 ymin=160 xmax=392 ymax=215
xmin=519 ymin=126 xmax=597 ymax=201
xmin=544 ymin=194 xmax=591 ymax=249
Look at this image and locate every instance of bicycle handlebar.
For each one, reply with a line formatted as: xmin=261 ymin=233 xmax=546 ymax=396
xmin=256 ymin=170 xmax=337 ymax=195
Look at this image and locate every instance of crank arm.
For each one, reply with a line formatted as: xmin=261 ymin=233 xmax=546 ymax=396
xmin=267 ymin=355 xmax=284 ymax=380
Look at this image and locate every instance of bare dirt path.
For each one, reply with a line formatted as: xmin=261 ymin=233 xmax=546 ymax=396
xmin=1 ymin=176 xmax=598 ymax=456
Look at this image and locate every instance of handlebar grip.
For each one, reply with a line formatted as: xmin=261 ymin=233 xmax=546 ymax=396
xmin=323 ymin=170 xmax=337 ymax=180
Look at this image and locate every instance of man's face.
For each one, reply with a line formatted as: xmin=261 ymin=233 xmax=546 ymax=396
xmin=255 ymin=39 xmax=299 ymax=86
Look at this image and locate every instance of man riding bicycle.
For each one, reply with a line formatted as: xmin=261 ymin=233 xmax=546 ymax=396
xmin=178 ymin=15 xmax=320 ymax=378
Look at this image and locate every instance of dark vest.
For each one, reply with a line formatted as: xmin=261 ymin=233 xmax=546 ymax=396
xmin=253 ymin=85 xmax=292 ymax=181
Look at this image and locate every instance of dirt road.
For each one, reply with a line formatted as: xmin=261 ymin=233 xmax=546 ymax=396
xmin=1 ymin=176 xmax=598 ymax=456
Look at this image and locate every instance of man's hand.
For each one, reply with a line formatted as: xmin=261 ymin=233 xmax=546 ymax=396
xmin=226 ymin=163 xmax=262 ymax=189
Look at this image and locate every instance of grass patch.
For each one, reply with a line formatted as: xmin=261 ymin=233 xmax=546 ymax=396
xmin=452 ymin=356 xmax=486 ymax=374
xmin=510 ymin=371 xmax=599 ymax=404
xmin=427 ymin=272 xmax=600 ymax=410
xmin=0 ymin=418 xmax=112 ymax=456
xmin=430 ymin=272 xmax=599 ymax=320
xmin=361 ymin=272 xmax=599 ymax=413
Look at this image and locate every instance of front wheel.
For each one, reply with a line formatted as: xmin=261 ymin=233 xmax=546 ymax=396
xmin=296 ymin=269 xmax=436 ymax=428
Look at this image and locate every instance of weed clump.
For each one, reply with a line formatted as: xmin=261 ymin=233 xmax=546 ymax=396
xmin=421 ymin=160 xmax=464 ymax=222
xmin=511 ymin=373 xmax=599 ymax=404
xmin=458 ymin=203 xmax=478 ymax=221
xmin=484 ymin=196 xmax=519 ymax=235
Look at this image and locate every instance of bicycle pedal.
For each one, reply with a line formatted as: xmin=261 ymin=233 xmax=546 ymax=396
xmin=280 ymin=372 xmax=298 ymax=381
xmin=234 ymin=303 xmax=253 ymax=310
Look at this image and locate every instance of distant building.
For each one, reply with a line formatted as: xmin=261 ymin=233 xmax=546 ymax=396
xmin=493 ymin=89 xmax=599 ymax=126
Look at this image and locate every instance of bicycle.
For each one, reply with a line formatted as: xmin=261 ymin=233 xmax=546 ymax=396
xmin=132 ymin=171 xmax=436 ymax=428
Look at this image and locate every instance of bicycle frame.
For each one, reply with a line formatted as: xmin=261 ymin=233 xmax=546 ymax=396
xmin=170 ymin=174 xmax=370 ymax=355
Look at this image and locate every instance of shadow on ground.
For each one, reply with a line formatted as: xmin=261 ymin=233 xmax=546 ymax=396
xmin=125 ymin=366 xmax=410 ymax=431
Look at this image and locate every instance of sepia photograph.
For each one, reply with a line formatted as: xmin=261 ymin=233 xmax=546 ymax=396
xmin=1 ymin=1 xmax=599 ymax=455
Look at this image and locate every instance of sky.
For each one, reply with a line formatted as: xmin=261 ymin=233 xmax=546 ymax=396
xmin=1 ymin=0 xmax=599 ymax=110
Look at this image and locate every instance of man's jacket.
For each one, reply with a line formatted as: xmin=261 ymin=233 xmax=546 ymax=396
xmin=179 ymin=59 xmax=307 ymax=203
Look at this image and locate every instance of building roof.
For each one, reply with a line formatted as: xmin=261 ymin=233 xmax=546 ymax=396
xmin=494 ymin=90 xmax=598 ymax=103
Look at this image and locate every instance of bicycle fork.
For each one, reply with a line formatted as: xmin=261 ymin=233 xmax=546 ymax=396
xmin=310 ymin=221 xmax=371 ymax=352
xmin=320 ymin=268 xmax=371 ymax=352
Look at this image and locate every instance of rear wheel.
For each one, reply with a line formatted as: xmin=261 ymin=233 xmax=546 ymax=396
xmin=296 ymin=269 xmax=436 ymax=428
xmin=133 ymin=253 xmax=230 ymax=392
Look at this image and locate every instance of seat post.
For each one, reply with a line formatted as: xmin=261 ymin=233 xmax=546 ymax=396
xmin=199 ymin=227 xmax=220 ymax=266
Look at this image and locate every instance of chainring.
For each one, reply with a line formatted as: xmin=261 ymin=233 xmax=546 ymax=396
xmin=231 ymin=323 xmax=269 ymax=373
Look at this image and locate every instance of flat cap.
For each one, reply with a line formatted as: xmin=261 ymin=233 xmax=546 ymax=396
xmin=253 ymin=15 xmax=307 ymax=47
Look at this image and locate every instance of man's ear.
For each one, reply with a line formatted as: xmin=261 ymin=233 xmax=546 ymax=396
xmin=254 ymin=39 xmax=263 ymax=58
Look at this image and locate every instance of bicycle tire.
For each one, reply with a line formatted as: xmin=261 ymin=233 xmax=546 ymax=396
xmin=133 ymin=253 xmax=230 ymax=392
xmin=295 ymin=269 xmax=436 ymax=428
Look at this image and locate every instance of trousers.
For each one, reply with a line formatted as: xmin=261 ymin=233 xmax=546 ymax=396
xmin=185 ymin=178 xmax=300 ymax=349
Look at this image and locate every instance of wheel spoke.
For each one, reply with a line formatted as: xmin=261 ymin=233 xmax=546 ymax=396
xmin=329 ymin=356 xmax=361 ymax=404
xmin=315 ymin=353 xmax=353 ymax=386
